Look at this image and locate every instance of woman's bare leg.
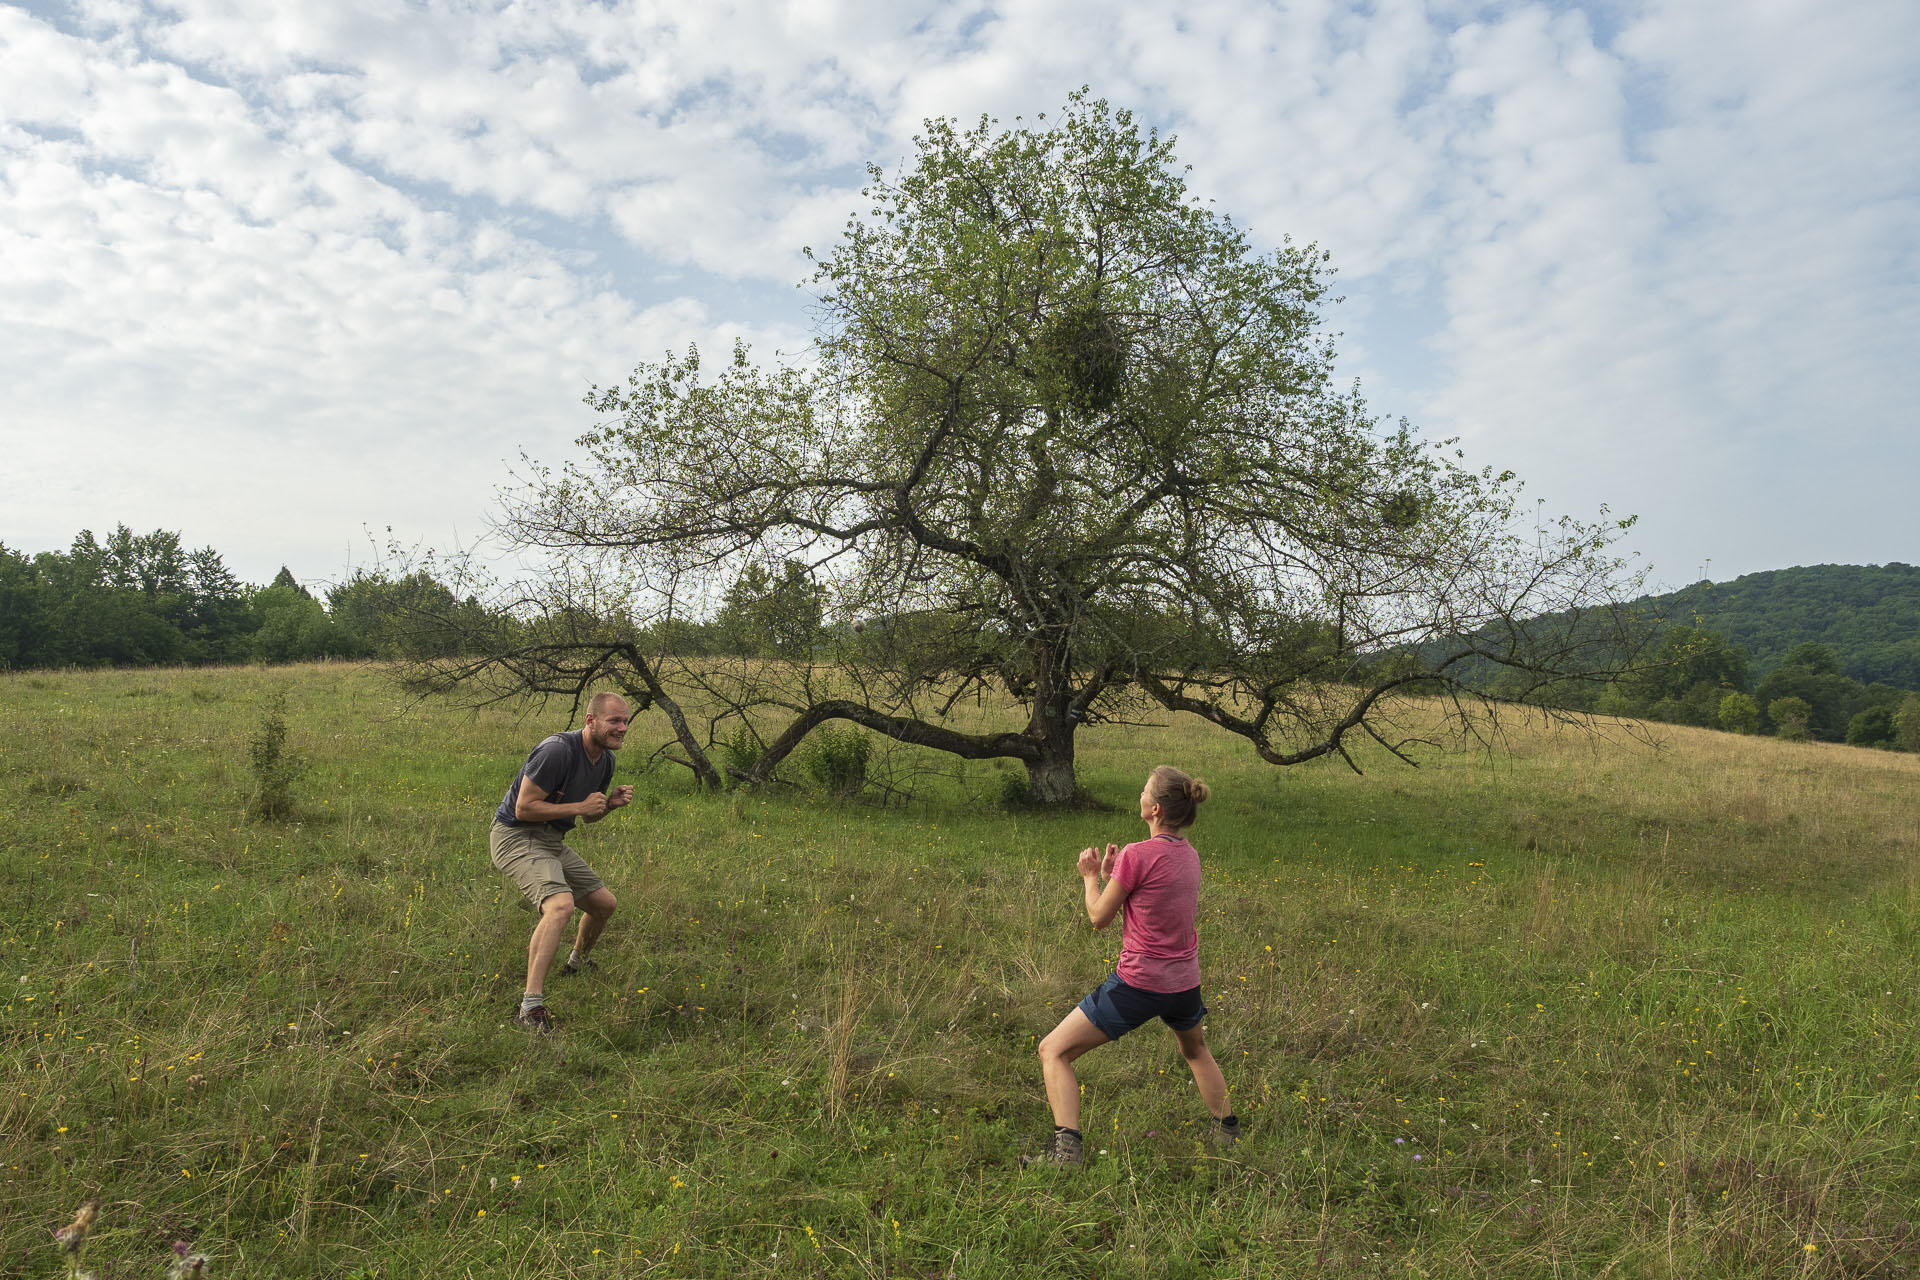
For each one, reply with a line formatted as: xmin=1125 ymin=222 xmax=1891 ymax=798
xmin=1172 ymin=1022 xmax=1232 ymax=1119
xmin=1036 ymin=1008 xmax=1111 ymax=1131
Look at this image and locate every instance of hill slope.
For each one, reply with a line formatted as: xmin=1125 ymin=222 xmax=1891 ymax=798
xmin=1641 ymin=562 xmax=1920 ymax=687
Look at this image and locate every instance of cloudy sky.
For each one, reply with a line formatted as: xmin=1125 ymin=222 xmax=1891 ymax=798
xmin=3 ymin=0 xmax=1915 ymax=594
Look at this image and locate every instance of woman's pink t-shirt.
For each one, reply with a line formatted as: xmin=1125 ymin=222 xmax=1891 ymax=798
xmin=1110 ymin=833 xmax=1202 ymax=992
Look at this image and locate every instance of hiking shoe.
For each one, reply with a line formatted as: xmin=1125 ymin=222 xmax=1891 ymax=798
xmin=559 ymin=955 xmax=598 ymax=977
xmin=1208 ymin=1115 xmax=1243 ymax=1147
xmin=1020 ymin=1129 xmax=1085 ymax=1167
xmin=513 ymin=1005 xmax=556 ymax=1033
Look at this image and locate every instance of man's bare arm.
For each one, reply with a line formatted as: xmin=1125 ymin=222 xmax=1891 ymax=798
xmin=513 ymin=775 xmax=608 ymax=823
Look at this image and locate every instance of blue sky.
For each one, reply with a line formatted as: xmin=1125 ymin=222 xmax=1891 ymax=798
xmin=3 ymin=0 xmax=1915 ymax=591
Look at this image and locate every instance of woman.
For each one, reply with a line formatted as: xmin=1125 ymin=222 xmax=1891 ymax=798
xmin=1026 ymin=765 xmax=1239 ymax=1166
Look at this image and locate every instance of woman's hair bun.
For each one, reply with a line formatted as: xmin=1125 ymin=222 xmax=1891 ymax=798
xmin=1147 ymin=765 xmax=1208 ymax=827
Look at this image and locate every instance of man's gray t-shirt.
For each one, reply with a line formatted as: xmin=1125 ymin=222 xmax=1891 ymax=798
xmin=493 ymin=731 xmax=614 ymax=831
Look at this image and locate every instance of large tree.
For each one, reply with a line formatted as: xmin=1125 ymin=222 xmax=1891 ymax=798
xmin=428 ymin=95 xmax=1641 ymax=804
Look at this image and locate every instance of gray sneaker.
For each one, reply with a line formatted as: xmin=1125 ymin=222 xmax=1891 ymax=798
xmin=1021 ymin=1129 xmax=1085 ymax=1167
xmin=559 ymin=955 xmax=598 ymax=977
xmin=1208 ymin=1115 xmax=1242 ymax=1146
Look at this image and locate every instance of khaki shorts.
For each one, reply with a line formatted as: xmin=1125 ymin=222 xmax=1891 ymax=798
xmin=489 ymin=820 xmax=605 ymax=906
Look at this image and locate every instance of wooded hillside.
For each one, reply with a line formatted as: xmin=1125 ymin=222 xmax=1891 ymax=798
xmin=1640 ymin=563 xmax=1919 ymax=688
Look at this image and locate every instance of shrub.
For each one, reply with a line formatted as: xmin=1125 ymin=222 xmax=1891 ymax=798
xmin=248 ymin=691 xmax=304 ymax=820
xmin=716 ymin=723 xmax=761 ymax=783
xmin=1718 ymin=691 xmax=1761 ymax=734
xmin=1769 ymin=696 xmax=1812 ymax=742
xmin=1896 ymin=694 xmax=1920 ymax=753
xmin=1846 ymin=704 xmax=1896 ymax=748
xmin=1594 ymin=684 xmax=1641 ymax=718
xmin=805 ymin=725 xmax=871 ymax=798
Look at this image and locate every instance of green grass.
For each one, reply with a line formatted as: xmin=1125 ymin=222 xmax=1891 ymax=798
xmin=3 ymin=664 xmax=1918 ymax=1277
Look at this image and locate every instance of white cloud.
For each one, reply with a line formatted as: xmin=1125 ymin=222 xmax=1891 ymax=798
xmin=1408 ymin=0 xmax=1920 ymax=580
xmin=1 ymin=0 xmax=1914 ymax=587
xmin=0 ymin=4 xmax=809 ymax=581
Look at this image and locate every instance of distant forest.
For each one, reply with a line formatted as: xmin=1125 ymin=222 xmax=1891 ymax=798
xmin=0 ymin=526 xmax=486 ymax=669
xmin=4 ymin=530 xmax=1917 ymax=751
xmin=1513 ymin=563 xmax=1920 ymax=750
xmin=1643 ymin=563 xmax=1920 ymax=689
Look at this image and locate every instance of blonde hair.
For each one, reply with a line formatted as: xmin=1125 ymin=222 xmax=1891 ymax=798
xmin=1147 ymin=765 xmax=1210 ymax=829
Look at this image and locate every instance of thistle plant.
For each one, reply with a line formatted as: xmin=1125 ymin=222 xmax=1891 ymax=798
xmin=47 ymin=1202 xmax=212 ymax=1279
xmin=168 ymin=1240 xmax=211 ymax=1278
xmin=51 ymin=1200 xmax=98 ymax=1279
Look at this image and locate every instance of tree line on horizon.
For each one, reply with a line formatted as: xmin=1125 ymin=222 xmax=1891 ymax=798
xmin=1583 ymin=626 xmax=1920 ymax=751
xmin=7 ymin=524 xmax=1916 ymax=755
xmin=1475 ymin=563 xmax=1920 ymax=751
xmin=0 ymin=526 xmax=487 ymax=669
xmin=0 ymin=527 xmax=893 ymax=674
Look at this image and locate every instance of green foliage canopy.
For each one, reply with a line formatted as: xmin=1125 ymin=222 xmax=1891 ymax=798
xmin=1716 ymin=691 xmax=1760 ymax=735
xmin=480 ymin=94 xmax=1641 ymax=804
xmin=0 ymin=528 xmax=240 ymax=668
xmin=0 ymin=530 xmax=494 ymax=671
xmin=1844 ymin=704 xmax=1896 ymax=748
xmin=1895 ymin=694 xmax=1920 ymax=752
xmin=1768 ymin=696 xmax=1812 ymax=741
xmin=714 ymin=560 xmax=825 ymax=660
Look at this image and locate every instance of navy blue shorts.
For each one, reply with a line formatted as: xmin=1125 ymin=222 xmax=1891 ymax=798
xmin=1077 ymin=971 xmax=1207 ymax=1041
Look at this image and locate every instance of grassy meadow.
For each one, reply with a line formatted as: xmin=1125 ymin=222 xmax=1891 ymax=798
xmin=3 ymin=663 xmax=1918 ymax=1278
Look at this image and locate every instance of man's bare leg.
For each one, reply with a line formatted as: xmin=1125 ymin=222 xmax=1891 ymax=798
xmin=570 ymin=887 xmax=617 ymax=960
xmin=526 ymin=891 xmax=576 ymax=1002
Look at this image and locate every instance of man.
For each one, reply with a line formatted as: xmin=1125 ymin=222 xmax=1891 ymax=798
xmin=489 ymin=691 xmax=635 ymax=1031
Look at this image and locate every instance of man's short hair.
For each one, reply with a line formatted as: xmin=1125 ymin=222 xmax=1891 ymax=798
xmin=586 ymin=691 xmax=628 ymax=720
